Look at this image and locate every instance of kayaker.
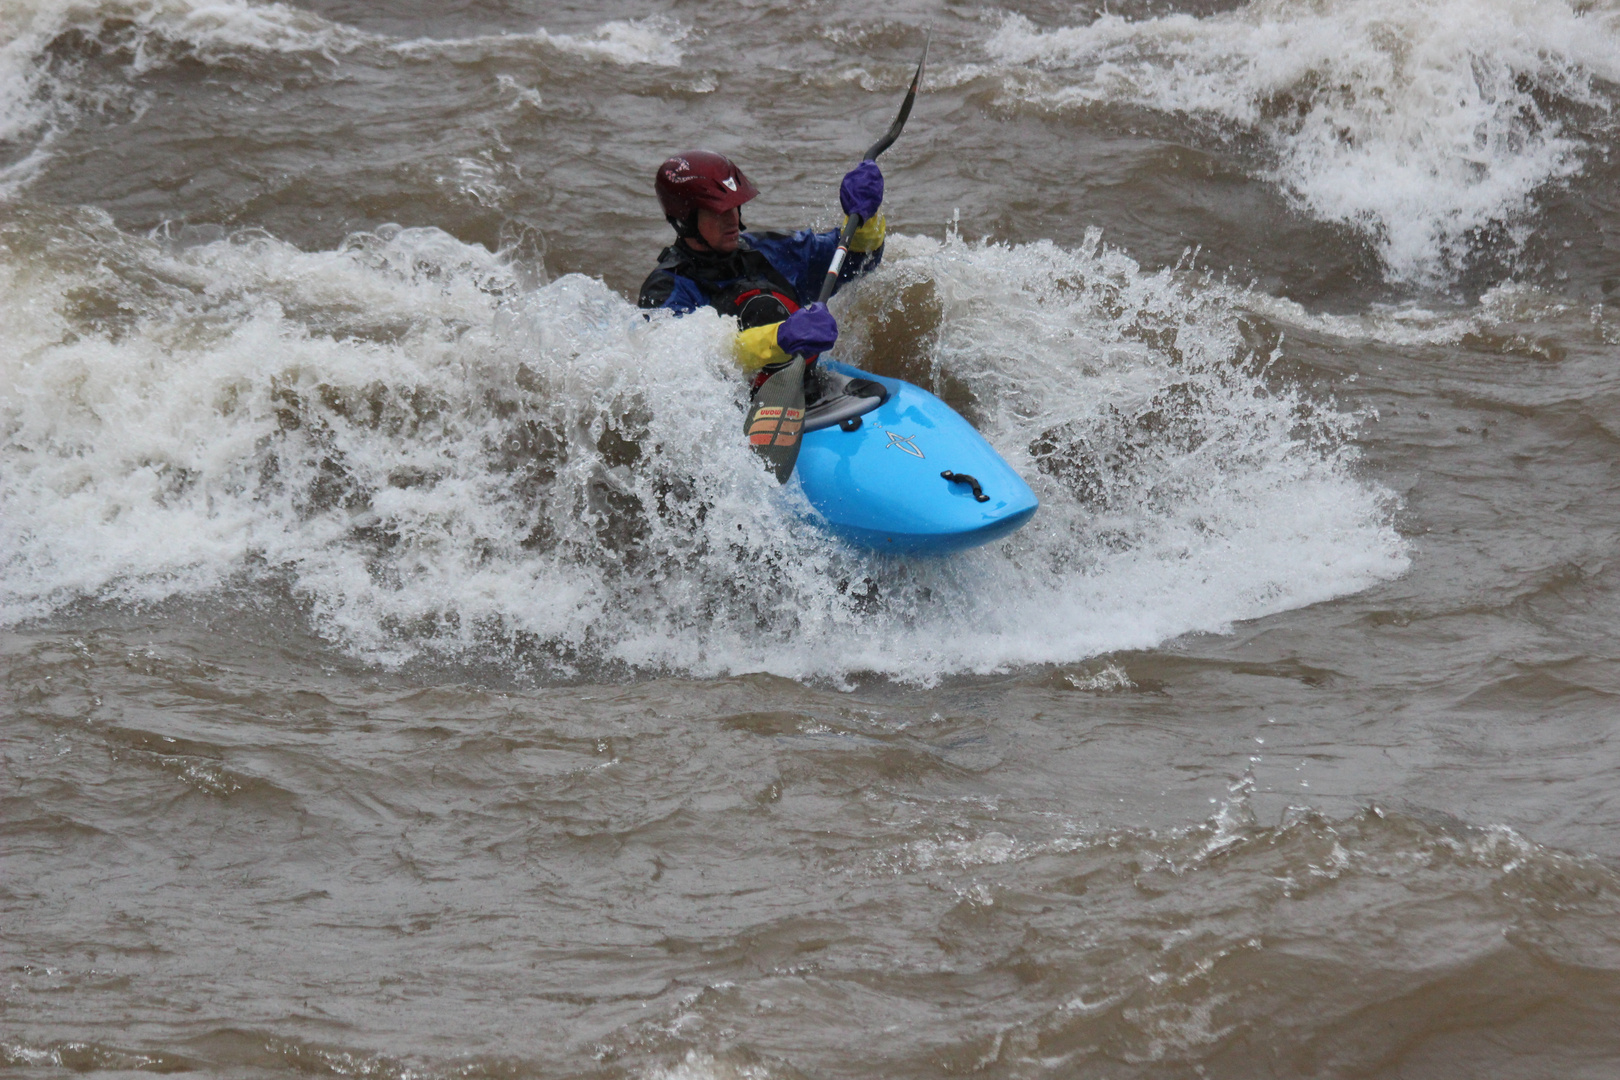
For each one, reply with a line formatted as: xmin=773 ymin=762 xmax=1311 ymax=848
xmin=637 ymin=150 xmax=886 ymax=386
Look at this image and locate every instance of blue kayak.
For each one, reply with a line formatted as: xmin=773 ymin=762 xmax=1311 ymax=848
xmin=791 ymin=361 xmax=1039 ymax=554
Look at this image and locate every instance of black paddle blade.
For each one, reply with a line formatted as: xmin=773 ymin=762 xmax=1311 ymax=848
xmin=744 ymin=357 xmax=807 ymax=484
xmin=862 ymin=32 xmax=929 ymax=163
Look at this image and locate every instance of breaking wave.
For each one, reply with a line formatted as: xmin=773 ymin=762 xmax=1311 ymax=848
xmin=0 ymin=209 xmax=1407 ymax=681
xmin=0 ymin=0 xmax=369 ymax=195
xmin=986 ymin=0 xmax=1620 ymax=285
xmin=0 ymin=1 xmax=690 ymax=200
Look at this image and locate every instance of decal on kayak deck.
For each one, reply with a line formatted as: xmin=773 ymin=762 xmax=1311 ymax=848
xmin=748 ymin=406 xmax=803 ymax=447
xmin=884 ymin=431 xmax=924 ymax=458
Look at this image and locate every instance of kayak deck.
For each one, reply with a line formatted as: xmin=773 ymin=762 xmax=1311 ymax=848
xmin=793 ymin=361 xmax=1039 ymax=554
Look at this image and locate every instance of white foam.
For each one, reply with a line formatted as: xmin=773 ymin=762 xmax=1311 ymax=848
xmin=0 ymin=0 xmax=366 ymax=71
xmin=1066 ymin=662 xmax=1134 ymax=691
xmin=0 ymin=214 xmax=1406 ymax=681
xmin=987 ymin=0 xmax=1620 ymax=284
xmin=1247 ymin=279 xmax=1579 ymax=345
xmin=646 ymin=1049 xmax=774 ymax=1080
xmin=529 ymin=17 xmax=689 ymax=68
xmin=391 ymin=16 xmax=690 ymax=68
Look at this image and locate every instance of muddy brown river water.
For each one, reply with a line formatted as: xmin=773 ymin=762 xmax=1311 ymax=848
xmin=5 ymin=0 xmax=1620 ymax=1077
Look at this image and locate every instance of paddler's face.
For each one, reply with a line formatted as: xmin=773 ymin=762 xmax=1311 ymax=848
xmin=696 ymin=205 xmax=741 ymax=253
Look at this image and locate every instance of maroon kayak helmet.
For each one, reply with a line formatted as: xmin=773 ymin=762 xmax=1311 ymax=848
xmin=655 ymin=151 xmax=758 ymax=237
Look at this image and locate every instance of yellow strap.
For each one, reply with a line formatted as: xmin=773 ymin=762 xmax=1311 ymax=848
xmin=734 ymin=321 xmax=789 ymax=372
xmin=847 ymin=211 xmax=886 ymax=253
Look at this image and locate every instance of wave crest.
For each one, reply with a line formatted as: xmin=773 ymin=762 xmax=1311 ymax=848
xmin=987 ymin=0 xmax=1620 ymax=284
xmin=0 ymin=212 xmax=1406 ymax=681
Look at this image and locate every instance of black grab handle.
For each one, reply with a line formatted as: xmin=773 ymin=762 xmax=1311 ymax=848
xmin=941 ymin=471 xmax=990 ymax=502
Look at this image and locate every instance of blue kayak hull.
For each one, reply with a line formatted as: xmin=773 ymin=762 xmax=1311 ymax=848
xmin=795 ymin=362 xmax=1039 ymax=555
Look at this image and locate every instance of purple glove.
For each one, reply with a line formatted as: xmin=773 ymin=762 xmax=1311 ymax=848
xmin=839 ymin=160 xmax=883 ymax=219
xmin=776 ymin=302 xmax=838 ymax=356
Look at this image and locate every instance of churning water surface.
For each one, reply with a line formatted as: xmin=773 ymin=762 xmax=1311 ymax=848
xmin=4 ymin=0 xmax=1620 ymax=1077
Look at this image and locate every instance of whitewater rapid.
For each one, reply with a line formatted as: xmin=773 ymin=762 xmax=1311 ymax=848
xmin=984 ymin=0 xmax=1620 ymax=284
xmin=0 ymin=208 xmax=1407 ymax=681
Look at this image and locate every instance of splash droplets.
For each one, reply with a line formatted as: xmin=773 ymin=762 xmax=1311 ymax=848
xmin=0 ymin=214 xmax=1405 ymax=680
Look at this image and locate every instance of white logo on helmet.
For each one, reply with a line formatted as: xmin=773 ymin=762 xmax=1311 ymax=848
xmin=721 ymin=177 xmax=737 ymax=191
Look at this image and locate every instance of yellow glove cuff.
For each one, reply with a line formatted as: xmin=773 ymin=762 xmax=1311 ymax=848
xmin=733 ymin=321 xmax=790 ymax=372
xmin=847 ymin=212 xmax=886 ymax=253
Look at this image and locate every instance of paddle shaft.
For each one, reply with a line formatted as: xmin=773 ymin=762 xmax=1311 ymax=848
xmin=745 ymin=33 xmax=928 ymax=484
xmin=813 ymin=34 xmax=929 ymax=305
